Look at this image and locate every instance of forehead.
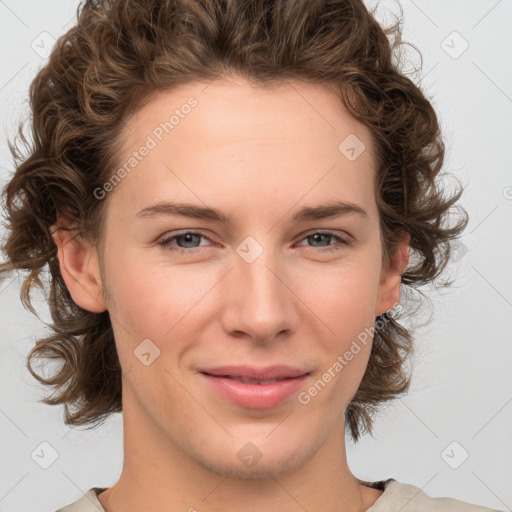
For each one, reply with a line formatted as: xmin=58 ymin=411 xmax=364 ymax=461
xmin=109 ymin=76 xmax=378 ymax=224
xmin=123 ymin=75 xmax=375 ymax=156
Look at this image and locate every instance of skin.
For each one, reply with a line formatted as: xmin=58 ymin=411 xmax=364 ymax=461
xmin=54 ymin=75 xmax=409 ymax=512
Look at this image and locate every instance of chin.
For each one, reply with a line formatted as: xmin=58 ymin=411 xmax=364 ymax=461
xmin=194 ymin=445 xmax=313 ymax=480
xmin=186 ymin=427 xmax=321 ymax=480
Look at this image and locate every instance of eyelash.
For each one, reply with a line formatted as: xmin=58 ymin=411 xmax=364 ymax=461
xmin=157 ymin=230 xmax=352 ymax=254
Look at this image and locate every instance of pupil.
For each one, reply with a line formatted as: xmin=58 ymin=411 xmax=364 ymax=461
xmin=181 ymin=234 xmax=198 ymax=247
xmin=312 ymin=234 xmax=326 ymax=245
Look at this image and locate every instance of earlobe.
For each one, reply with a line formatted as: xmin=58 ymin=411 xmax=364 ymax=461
xmin=51 ymin=216 xmax=107 ymax=313
xmin=375 ymin=232 xmax=410 ymax=317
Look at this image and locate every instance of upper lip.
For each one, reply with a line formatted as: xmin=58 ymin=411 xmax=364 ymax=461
xmin=199 ymin=365 xmax=309 ymax=380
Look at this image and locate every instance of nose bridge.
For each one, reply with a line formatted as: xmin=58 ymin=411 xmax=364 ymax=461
xmin=223 ymin=236 xmax=295 ymax=341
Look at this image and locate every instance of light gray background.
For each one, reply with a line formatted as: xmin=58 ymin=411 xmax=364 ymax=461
xmin=0 ymin=1 xmax=511 ymax=511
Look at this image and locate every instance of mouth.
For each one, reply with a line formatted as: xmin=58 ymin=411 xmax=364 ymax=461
xmin=201 ymin=373 xmax=303 ymax=385
xmin=199 ymin=364 xmax=309 ymax=380
xmin=198 ymin=365 xmax=310 ymax=409
xmin=204 ymin=375 xmax=294 ymax=385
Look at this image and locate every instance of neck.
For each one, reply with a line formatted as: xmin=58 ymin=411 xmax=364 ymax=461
xmin=98 ymin=390 xmax=378 ymax=512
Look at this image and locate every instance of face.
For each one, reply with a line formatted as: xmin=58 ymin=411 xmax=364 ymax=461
xmin=61 ymin=75 xmax=406 ymax=479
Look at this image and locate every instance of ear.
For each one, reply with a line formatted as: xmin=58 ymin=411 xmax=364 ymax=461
xmin=51 ymin=215 xmax=107 ymax=313
xmin=375 ymin=231 xmax=410 ymax=316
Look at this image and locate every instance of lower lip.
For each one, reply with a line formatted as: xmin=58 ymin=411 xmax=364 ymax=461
xmin=200 ymin=373 xmax=309 ymax=409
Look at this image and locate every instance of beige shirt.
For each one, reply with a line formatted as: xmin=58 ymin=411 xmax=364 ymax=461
xmin=55 ymin=478 xmax=502 ymax=511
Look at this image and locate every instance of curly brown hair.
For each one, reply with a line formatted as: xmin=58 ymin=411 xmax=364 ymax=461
xmin=0 ymin=0 xmax=467 ymax=442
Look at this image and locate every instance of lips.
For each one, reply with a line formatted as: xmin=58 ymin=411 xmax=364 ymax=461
xmin=220 ymin=376 xmax=285 ymax=385
xmin=198 ymin=365 xmax=310 ymax=409
xmin=199 ymin=365 xmax=309 ymax=381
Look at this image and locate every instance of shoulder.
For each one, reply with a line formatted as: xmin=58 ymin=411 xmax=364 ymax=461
xmin=55 ymin=487 xmax=107 ymax=512
xmin=53 ymin=481 xmax=503 ymax=512
xmin=366 ymin=479 xmax=502 ymax=512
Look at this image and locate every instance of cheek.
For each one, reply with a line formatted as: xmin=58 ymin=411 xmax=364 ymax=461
xmin=297 ymin=261 xmax=380 ymax=393
xmin=103 ymin=250 xmax=216 ymax=350
xmin=297 ymin=258 xmax=381 ymax=332
xmin=303 ymin=268 xmax=379 ymax=399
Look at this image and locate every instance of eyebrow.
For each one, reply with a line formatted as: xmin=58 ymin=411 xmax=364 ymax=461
xmin=136 ymin=200 xmax=369 ymax=224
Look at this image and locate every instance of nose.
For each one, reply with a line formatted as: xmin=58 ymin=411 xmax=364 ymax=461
xmin=219 ymin=244 xmax=298 ymax=344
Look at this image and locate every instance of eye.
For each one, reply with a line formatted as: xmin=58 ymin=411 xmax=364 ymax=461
xmin=157 ymin=230 xmax=352 ymax=254
xmin=158 ymin=231 xmax=213 ymax=252
xmin=295 ymin=231 xmax=352 ymax=253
